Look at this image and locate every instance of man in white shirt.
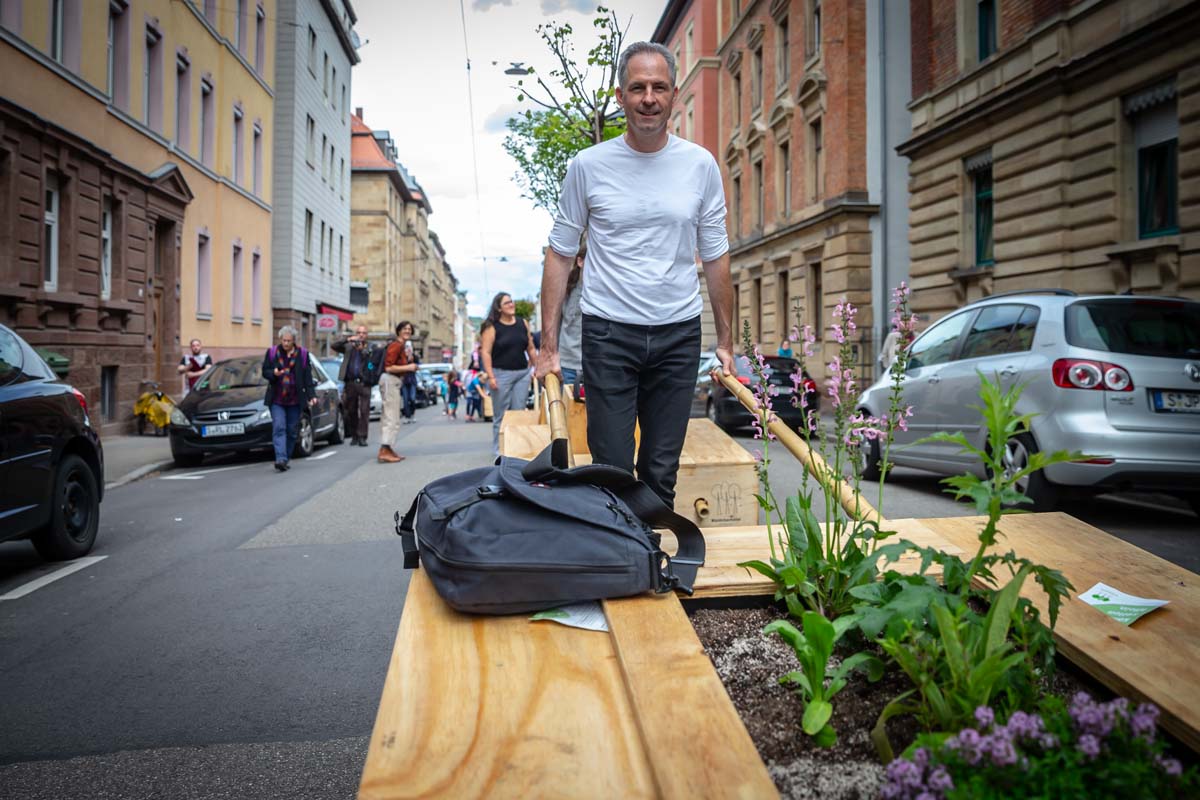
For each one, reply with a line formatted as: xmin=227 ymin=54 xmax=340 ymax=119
xmin=536 ymin=41 xmax=736 ymax=505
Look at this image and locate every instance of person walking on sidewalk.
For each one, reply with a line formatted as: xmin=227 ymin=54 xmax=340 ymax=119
xmin=331 ymin=324 xmax=376 ymax=446
xmin=261 ymin=326 xmax=318 ymax=472
xmin=401 ymin=340 xmax=420 ymax=425
xmin=480 ymin=293 xmax=537 ymax=457
xmin=378 ymin=321 xmax=417 ymax=463
xmin=535 ymin=41 xmax=736 ymax=506
xmin=445 ymin=369 xmax=462 ymax=420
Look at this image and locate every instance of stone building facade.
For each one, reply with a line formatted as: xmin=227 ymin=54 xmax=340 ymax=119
xmin=349 ymin=109 xmax=460 ymax=361
xmin=270 ymin=0 xmax=359 ymax=351
xmin=902 ymin=0 xmax=1200 ymax=321
xmin=0 ymin=0 xmax=274 ymax=433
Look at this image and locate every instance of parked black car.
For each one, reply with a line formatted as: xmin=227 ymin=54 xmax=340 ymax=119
xmin=168 ymin=355 xmax=343 ymax=467
xmin=0 ymin=324 xmax=104 ymax=559
xmin=692 ymin=353 xmax=820 ymax=433
xmin=415 ymin=369 xmax=438 ymax=408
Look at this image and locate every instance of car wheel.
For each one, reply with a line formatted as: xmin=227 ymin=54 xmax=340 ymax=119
xmin=172 ymin=450 xmax=203 ymax=468
xmin=32 ymin=454 xmax=100 ymax=560
xmin=1000 ymin=433 xmax=1058 ymax=512
xmin=328 ymin=408 xmax=345 ymax=444
xmin=858 ymin=434 xmax=883 ymax=482
xmin=293 ymin=414 xmax=315 ymax=458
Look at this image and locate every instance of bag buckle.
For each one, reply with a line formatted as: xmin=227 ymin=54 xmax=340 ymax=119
xmin=477 ymin=484 xmax=505 ymax=499
xmin=651 ymin=550 xmax=679 ymax=594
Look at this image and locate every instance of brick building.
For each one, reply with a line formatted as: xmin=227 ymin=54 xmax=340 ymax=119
xmin=901 ymin=0 xmax=1200 ymax=321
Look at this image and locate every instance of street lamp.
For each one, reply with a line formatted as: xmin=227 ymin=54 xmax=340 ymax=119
xmin=504 ymin=62 xmax=533 ymax=75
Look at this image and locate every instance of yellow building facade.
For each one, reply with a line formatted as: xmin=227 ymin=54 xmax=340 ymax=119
xmin=0 ymin=0 xmax=273 ymax=429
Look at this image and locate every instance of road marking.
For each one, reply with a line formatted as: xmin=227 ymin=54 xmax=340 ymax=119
xmin=160 ymin=464 xmax=255 ymax=481
xmin=0 ymin=556 xmax=108 ymax=601
xmin=310 ymin=450 xmax=338 ymax=461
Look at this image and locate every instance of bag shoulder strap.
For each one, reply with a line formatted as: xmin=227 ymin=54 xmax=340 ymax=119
xmin=521 ymin=444 xmax=705 ymax=595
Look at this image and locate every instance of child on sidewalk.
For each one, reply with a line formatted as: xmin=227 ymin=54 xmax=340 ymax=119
xmin=445 ymin=370 xmax=462 ymax=420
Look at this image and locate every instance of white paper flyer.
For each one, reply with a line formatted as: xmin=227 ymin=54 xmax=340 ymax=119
xmin=1079 ymin=582 xmax=1169 ymax=626
xmin=530 ymin=602 xmax=610 ymax=632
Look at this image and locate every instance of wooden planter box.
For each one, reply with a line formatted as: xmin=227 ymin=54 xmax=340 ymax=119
xmin=499 ymin=392 xmax=759 ymax=529
xmin=359 ymin=512 xmax=1200 ymax=799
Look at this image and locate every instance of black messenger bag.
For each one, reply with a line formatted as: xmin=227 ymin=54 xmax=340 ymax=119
xmin=396 ymin=442 xmax=706 ymax=615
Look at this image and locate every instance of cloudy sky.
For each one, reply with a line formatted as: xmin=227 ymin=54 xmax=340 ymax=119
xmin=350 ymin=0 xmax=667 ymax=317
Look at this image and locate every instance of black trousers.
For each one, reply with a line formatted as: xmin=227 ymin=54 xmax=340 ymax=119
xmin=582 ymin=313 xmax=701 ymax=506
xmin=343 ymin=380 xmax=371 ymax=440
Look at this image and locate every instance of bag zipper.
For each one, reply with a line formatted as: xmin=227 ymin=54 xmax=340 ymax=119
xmin=421 ymin=542 xmax=635 ymax=574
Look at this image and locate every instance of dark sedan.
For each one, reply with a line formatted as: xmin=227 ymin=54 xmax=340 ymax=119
xmin=168 ymin=355 xmax=343 ymax=467
xmin=0 ymin=324 xmax=104 ymax=559
xmin=692 ymin=353 xmax=819 ymax=433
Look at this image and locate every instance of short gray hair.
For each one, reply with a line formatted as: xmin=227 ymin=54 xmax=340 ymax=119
xmin=277 ymin=325 xmax=298 ymax=340
xmin=618 ymin=42 xmax=676 ymax=89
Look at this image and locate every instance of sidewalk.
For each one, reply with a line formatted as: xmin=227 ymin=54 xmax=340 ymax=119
xmin=103 ymin=434 xmax=174 ymax=489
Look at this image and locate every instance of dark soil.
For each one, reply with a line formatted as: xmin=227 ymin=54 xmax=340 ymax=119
xmin=689 ymin=604 xmax=1092 ymax=800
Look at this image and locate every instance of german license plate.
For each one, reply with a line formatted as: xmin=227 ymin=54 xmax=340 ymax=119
xmin=201 ymin=422 xmax=245 ymax=436
xmin=1152 ymin=390 xmax=1200 ymax=413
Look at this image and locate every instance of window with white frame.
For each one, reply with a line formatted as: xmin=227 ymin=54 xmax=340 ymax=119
xmin=341 ymin=85 xmax=347 ymax=121
xmin=50 ymin=0 xmax=65 ymax=63
xmin=235 ymin=0 xmax=247 ymax=54
xmin=252 ymin=122 xmax=262 ymax=195
xmin=339 ymin=235 xmax=344 ymax=277
xmin=144 ymin=27 xmax=163 ymax=131
xmin=308 ymin=26 xmax=317 ymax=74
xmin=306 ymin=115 xmax=315 ymax=165
xmin=331 ymin=66 xmax=337 ymax=109
xmin=255 ymin=5 xmax=265 ymax=71
xmin=339 ymin=157 xmax=345 ymax=198
xmin=323 ymin=52 xmax=329 ymax=98
xmin=777 ymin=14 xmax=789 ymax=86
xmin=809 ymin=0 xmax=821 ymax=58
xmin=197 ymin=232 xmax=212 ymax=316
xmin=777 ymin=140 xmax=791 ymax=218
xmin=200 ymin=78 xmax=214 ymax=166
xmin=1125 ymin=81 xmax=1179 ymax=240
xmin=175 ymin=56 xmax=191 ymax=149
xmin=101 ymin=197 xmax=113 ymax=299
xmin=231 ymin=243 xmax=244 ymax=321
xmin=304 ymin=210 xmax=313 ymax=262
xmin=233 ymin=105 xmax=244 ymax=185
xmin=43 ymin=172 xmax=60 ymax=290
xmin=752 ymin=45 xmax=763 ymax=111
xmin=251 ymin=251 xmax=261 ymax=321
xmin=327 ymin=227 xmax=334 ymax=272
xmin=321 ymin=133 xmax=327 ymax=181
xmin=319 ymin=221 xmax=326 ymax=270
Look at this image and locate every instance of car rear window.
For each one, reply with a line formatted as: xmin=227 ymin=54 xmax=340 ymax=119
xmin=1066 ymin=300 xmax=1200 ymax=358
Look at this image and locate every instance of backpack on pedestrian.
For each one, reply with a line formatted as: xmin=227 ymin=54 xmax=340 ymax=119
xmin=360 ymin=345 xmax=387 ymax=387
xmin=396 ymin=442 xmax=705 ymax=615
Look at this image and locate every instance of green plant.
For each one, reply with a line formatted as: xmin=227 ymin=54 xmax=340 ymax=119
xmin=866 ymin=374 xmax=1085 ymax=759
xmin=738 ymin=290 xmax=915 ymax=621
xmin=764 ymin=611 xmax=884 ymax=747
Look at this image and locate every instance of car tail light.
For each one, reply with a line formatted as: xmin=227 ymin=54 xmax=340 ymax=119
xmin=70 ymin=386 xmax=89 ymax=415
xmin=1080 ymin=458 xmax=1116 ymax=465
xmin=1052 ymin=359 xmax=1134 ymax=392
xmin=802 ymin=378 xmax=817 ymax=393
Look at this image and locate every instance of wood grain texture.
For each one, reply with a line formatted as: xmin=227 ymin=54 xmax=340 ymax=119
xmin=605 ymin=594 xmax=781 ymax=799
xmin=659 ymin=519 xmax=965 ymax=598
xmin=358 ymin=572 xmax=658 ymax=799
xmin=918 ymin=513 xmax=1200 ymax=753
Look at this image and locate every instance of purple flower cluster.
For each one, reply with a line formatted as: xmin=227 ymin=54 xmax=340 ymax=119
xmin=942 ymin=707 xmax=1054 ymax=768
xmin=831 ymin=300 xmax=858 ymax=344
xmin=880 ymin=748 xmax=954 ymax=800
xmin=1068 ymin=691 xmax=1160 ymax=752
xmin=825 ymin=356 xmax=856 ymax=410
xmin=748 ymin=345 xmax=777 ymax=442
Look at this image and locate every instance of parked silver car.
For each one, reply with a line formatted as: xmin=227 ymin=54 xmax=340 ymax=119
xmin=856 ymin=290 xmax=1200 ymax=513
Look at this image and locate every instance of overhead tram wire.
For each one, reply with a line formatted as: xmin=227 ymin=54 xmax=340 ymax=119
xmin=458 ymin=0 xmax=490 ymax=299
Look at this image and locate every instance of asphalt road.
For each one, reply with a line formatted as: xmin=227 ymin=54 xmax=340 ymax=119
xmin=0 ymin=404 xmax=494 ymax=800
xmin=0 ymin=407 xmax=1196 ymax=799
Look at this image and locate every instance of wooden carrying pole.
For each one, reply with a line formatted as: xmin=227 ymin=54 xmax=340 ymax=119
xmin=716 ymin=371 xmax=883 ymax=526
xmin=543 ymin=373 xmax=575 ymax=467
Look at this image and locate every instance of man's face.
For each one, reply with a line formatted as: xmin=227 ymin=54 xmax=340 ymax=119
xmin=280 ymin=334 xmax=295 ymax=350
xmin=616 ymin=53 xmax=677 ymax=138
xmin=354 ymin=327 xmax=368 ymax=344
xmin=190 ymin=340 xmax=202 ymax=355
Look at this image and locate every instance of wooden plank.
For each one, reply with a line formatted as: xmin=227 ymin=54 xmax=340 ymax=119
xmin=918 ymin=512 xmax=1200 ymax=754
xmin=663 ymin=519 xmax=965 ymax=598
xmin=358 ymin=572 xmax=658 ymax=799
xmin=604 ymin=594 xmax=781 ymax=800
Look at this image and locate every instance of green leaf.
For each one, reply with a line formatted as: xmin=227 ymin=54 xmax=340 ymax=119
xmin=801 ymin=611 xmax=836 ymax=666
xmin=871 ymin=692 xmax=917 ymax=763
xmin=763 ymin=619 xmax=803 ymax=653
xmin=736 ymin=559 xmax=780 ymax=583
xmin=831 ymin=652 xmax=885 ymax=687
xmin=984 ymin=565 xmax=1030 ymax=657
xmin=932 ymin=604 xmax=966 ymax=685
xmin=802 ymin=699 xmax=833 ymax=735
xmin=813 ymin=723 xmax=838 ymax=748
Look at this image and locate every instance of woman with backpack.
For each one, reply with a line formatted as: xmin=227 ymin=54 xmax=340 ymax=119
xmin=262 ymin=325 xmax=318 ymax=472
xmin=480 ymin=292 xmax=537 ymax=457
